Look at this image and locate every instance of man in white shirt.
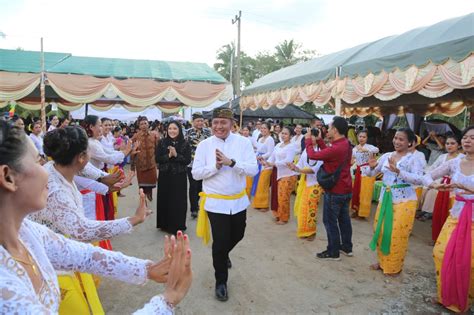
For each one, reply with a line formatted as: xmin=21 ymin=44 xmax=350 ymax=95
xmin=251 ymin=120 xmax=262 ymax=142
xmin=192 ymin=108 xmax=258 ymax=302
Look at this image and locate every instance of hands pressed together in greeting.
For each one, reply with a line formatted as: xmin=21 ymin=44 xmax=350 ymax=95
xmin=215 ymin=149 xmax=232 ymax=170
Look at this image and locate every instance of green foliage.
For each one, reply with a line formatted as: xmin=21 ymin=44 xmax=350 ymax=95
xmin=214 ymin=39 xmax=317 ymax=94
xmin=426 ymin=108 xmax=469 ymax=130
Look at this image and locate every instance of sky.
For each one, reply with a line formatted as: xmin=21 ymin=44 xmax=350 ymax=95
xmin=0 ymin=0 xmax=472 ymax=67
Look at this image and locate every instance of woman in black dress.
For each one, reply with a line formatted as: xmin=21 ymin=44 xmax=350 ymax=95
xmin=156 ymin=121 xmax=192 ymax=234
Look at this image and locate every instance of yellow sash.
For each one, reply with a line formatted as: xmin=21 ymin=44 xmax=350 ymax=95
xmin=197 ymin=190 xmax=246 ymax=245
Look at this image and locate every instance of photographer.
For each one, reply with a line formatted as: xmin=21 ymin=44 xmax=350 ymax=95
xmin=304 ymin=117 xmax=353 ymax=261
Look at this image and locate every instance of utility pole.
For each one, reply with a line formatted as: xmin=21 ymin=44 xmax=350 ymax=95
xmin=232 ymin=10 xmax=242 ymax=97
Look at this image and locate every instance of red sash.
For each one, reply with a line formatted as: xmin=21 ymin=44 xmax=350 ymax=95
xmin=351 ymin=163 xmax=368 ymax=211
xmin=270 ymin=166 xmax=279 ymax=211
xmin=79 ymin=189 xmax=112 ymax=251
xmin=432 ymin=176 xmax=451 ymax=241
xmin=441 ymin=195 xmax=473 ymax=312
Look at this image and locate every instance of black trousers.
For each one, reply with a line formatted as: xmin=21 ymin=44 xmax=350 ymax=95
xmin=207 ymin=210 xmax=246 ymax=285
xmin=187 ymin=167 xmax=202 ymax=214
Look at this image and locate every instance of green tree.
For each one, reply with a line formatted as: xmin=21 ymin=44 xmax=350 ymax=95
xmin=214 ymin=42 xmax=256 ymax=94
xmin=214 ymin=39 xmax=317 ymax=94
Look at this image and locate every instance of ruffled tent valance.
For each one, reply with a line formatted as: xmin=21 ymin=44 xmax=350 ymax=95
xmin=0 ymin=72 xmax=41 ymax=101
xmin=240 ymin=54 xmax=474 ymax=112
xmin=0 ymin=99 xmax=183 ymax=114
xmin=46 ymin=73 xmax=232 ymax=108
xmin=341 ymin=100 xmax=470 ymax=118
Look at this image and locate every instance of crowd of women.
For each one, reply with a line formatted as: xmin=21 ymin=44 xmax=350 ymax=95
xmin=0 ymin=109 xmax=473 ymax=313
xmin=242 ymin=119 xmax=473 ymax=313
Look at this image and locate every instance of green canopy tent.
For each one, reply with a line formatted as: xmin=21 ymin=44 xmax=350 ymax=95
xmin=0 ymin=49 xmax=232 ymax=128
xmin=241 ymin=13 xmax=474 ymax=118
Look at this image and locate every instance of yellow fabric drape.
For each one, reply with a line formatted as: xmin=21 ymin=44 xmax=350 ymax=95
xmin=58 ymin=273 xmax=104 ymax=315
xmin=294 ymin=174 xmax=307 ymax=217
xmin=197 ymin=190 xmax=246 ymax=245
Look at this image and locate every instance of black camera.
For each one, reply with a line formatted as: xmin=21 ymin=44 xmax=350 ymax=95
xmin=302 ymin=128 xmax=319 ymax=137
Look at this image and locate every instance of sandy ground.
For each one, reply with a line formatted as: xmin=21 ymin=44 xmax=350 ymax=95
xmin=98 ymin=181 xmax=454 ymax=314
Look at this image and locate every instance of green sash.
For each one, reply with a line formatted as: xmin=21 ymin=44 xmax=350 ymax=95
xmin=369 ymin=183 xmax=410 ymax=255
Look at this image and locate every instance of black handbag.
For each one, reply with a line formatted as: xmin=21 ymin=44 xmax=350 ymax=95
xmin=316 ymin=144 xmax=351 ymax=190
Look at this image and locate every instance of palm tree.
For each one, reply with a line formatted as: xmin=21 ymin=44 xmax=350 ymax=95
xmin=274 ymin=39 xmax=302 ymax=67
xmin=214 ymin=43 xmax=236 ymax=82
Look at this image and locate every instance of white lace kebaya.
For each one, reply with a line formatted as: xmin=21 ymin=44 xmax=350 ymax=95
xmin=29 ymin=162 xmax=132 ymax=242
xmin=422 ymin=157 xmax=474 ymax=220
xmin=0 ymin=219 xmax=173 ymax=314
xmin=88 ymin=138 xmax=125 ymax=170
xmin=363 ymin=152 xmax=425 ymax=204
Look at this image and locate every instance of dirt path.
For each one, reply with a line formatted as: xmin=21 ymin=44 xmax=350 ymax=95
xmin=99 ymin=182 xmax=450 ymax=314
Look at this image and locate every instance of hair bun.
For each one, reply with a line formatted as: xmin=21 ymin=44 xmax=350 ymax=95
xmin=43 ymin=126 xmax=88 ymax=165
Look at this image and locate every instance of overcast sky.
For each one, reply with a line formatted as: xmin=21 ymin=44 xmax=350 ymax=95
xmin=0 ymin=0 xmax=472 ymax=67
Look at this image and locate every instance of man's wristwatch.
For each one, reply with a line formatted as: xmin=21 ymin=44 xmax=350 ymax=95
xmin=229 ymin=159 xmax=236 ymax=168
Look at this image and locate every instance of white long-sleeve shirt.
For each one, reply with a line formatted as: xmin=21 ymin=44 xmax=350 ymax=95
xmin=363 ymin=152 xmax=425 ymax=204
xmin=192 ymin=133 xmax=258 ymax=215
xmin=79 ymin=162 xmax=109 ymax=180
xmin=74 ymin=176 xmax=109 ymax=220
xmin=254 ymin=135 xmax=275 ymax=159
xmin=268 ymin=142 xmax=299 ymax=180
xmin=88 ymin=138 xmax=125 ymax=170
xmin=29 ymin=162 xmax=133 ymax=243
xmin=297 ymin=149 xmax=323 ymax=187
xmin=29 ymin=133 xmax=44 ymax=156
xmin=100 ymin=132 xmax=116 ymax=150
xmin=0 ymin=219 xmax=172 ymax=314
xmin=422 ymin=157 xmax=473 ymax=220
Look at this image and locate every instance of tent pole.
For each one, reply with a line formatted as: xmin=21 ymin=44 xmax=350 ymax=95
xmin=335 ymin=97 xmax=342 ymax=116
xmin=40 ymin=37 xmax=46 ymax=133
xmin=85 ymin=103 xmax=89 ymax=117
xmin=239 ymin=108 xmax=243 ymax=129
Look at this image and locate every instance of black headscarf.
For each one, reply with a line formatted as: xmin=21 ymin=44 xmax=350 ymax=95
xmin=162 ymin=120 xmax=185 ymax=147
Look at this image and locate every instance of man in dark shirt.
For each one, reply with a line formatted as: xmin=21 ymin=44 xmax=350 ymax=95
xmin=305 ymin=116 xmax=353 ymax=260
xmin=185 ymin=112 xmax=212 ymax=219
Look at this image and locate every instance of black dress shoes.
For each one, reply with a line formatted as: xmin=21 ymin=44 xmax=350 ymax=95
xmin=227 ymin=258 xmax=232 ymax=269
xmin=215 ymin=283 xmax=228 ymax=302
